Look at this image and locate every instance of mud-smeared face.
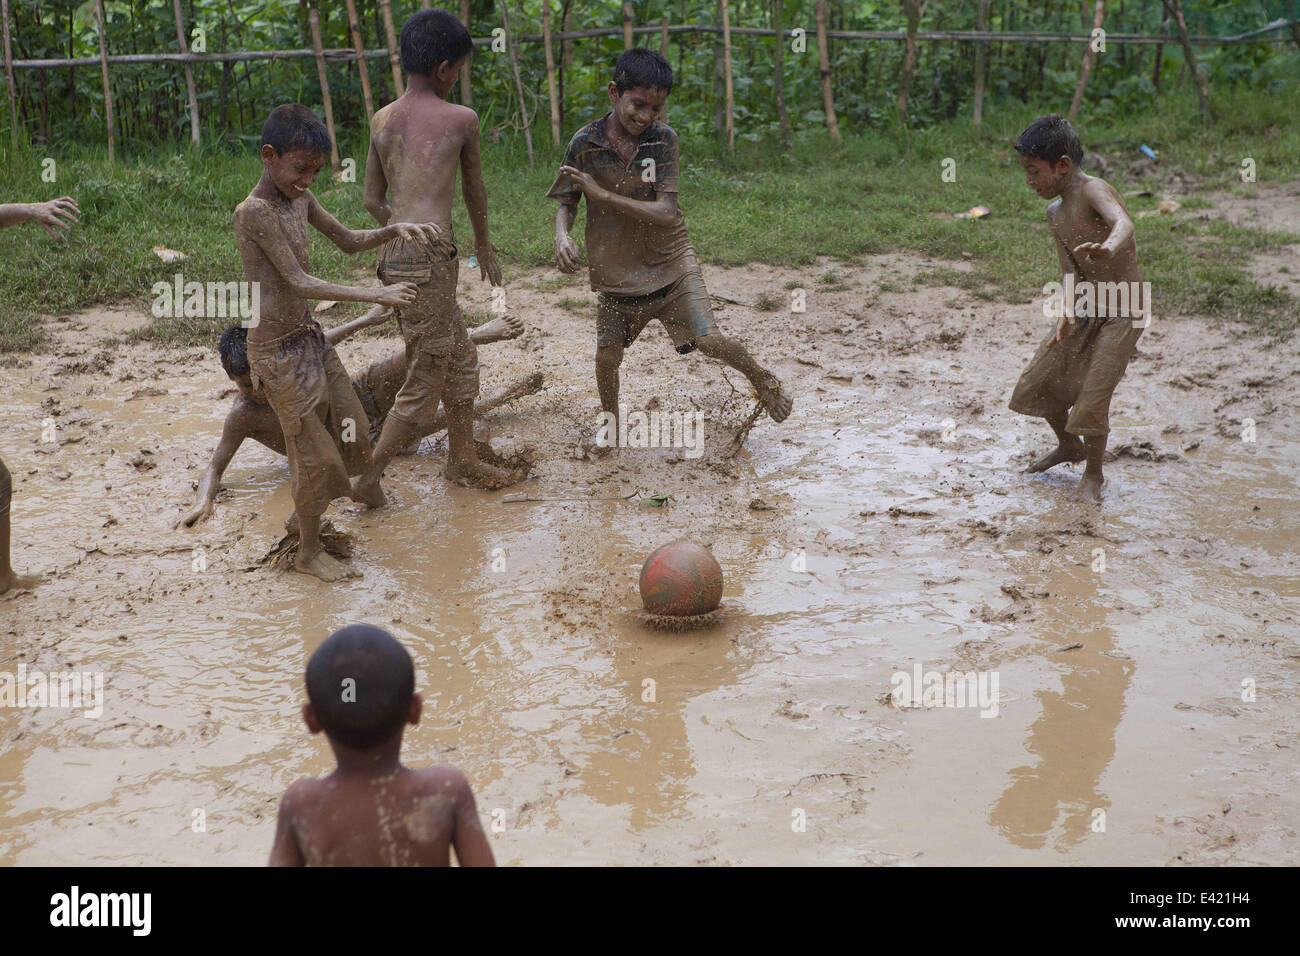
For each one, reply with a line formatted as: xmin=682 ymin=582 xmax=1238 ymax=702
xmin=232 ymin=372 xmax=265 ymax=405
xmin=262 ymin=146 xmax=326 ymax=200
xmin=1018 ymin=153 xmax=1072 ymax=199
xmin=607 ymin=84 xmax=667 ymax=138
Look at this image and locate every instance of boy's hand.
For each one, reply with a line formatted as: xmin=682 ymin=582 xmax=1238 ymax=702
xmin=1072 ymin=241 xmax=1112 ymax=263
xmin=29 ymin=197 xmax=81 ymax=238
xmin=1048 ymin=314 xmax=1073 ymax=347
xmin=387 ymin=221 xmax=443 ymax=245
xmin=559 ymin=165 xmax=606 ymax=202
xmin=374 ymin=282 xmax=419 ymax=308
xmin=475 ymin=242 xmax=503 ymax=285
xmin=555 ymin=233 xmax=582 ymax=273
xmin=359 ymin=304 xmax=395 ymax=327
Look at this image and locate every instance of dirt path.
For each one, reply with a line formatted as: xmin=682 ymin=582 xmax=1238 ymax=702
xmin=1 ymin=205 xmax=1297 ymax=865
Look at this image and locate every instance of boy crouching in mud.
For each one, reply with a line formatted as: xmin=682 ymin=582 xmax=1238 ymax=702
xmin=233 ymin=104 xmax=441 ymax=581
xmin=548 ymin=49 xmax=792 ymax=450
xmin=269 ymin=624 xmax=495 ymax=866
xmin=1 ymin=196 xmax=81 ymax=593
xmin=1009 ymin=114 xmax=1147 ymax=502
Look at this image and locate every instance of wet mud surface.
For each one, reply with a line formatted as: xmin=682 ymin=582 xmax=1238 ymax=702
xmin=2 ymin=226 xmax=1297 ymax=864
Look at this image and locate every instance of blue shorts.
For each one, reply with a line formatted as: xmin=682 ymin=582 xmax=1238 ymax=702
xmin=596 ymin=269 xmax=717 ymax=354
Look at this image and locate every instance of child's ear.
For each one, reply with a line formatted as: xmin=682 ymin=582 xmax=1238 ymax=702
xmin=302 ymin=702 xmax=322 ymax=734
xmin=260 ymin=144 xmax=278 ymax=165
xmin=607 ymin=82 xmax=620 ymax=103
xmin=408 ymin=693 xmax=423 ymax=727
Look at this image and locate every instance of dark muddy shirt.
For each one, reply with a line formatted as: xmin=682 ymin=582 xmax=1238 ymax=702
xmin=546 ymin=113 xmax=696 ymax=297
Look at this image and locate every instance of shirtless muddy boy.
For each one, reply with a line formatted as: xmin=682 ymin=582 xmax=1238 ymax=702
xmin=269 ymin=623 xmax=495 ymax=866
xmin=1010 ymin=114 xmax=1147 ymax=502
xmin=1 ymin=196 xmax=80 ymax=593
xmin=175 ymin=310 xmax=538 ymax=528
xmin=548 ymin=49 xmax=792 ymax=447
xmin=233 ymin=104 xmax=440 ymax=581
xmin=352 ymin=8 xmax=521 ymax=504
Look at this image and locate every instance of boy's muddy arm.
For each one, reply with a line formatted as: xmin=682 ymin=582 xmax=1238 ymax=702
xmin=306 ymin=192 xmax=440 ymax=254
xmin=558 ymin=165 xmax=682 ymax=228
xmin=554 ymin=202 xmax=582 ymax=273
xmin=362 ymin=141 xmax=392 ymax=226
xmin=450 ymin=773 xmax=496 ymax=867
xmin=460 ymin=120 xmax=503 ymax=285
xmin=1048 ymin=226 xmax=1077 ymax=346
xmin=324 ymin=305 xmax=394 ymax=345
xmin=176 ymin=414 xmax=248 ymax=528
xmin=239 ymin=205 xmax=418 ymax=307
xmin=1073 ymin=180 xmax=1134 ymax=260
xmin=0 ymin=198 xmax=80 ymax=237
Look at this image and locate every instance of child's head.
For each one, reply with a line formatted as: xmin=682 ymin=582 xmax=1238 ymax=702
xmin=304 ymin=624 xmax=418 ymax=751
xmin=400 ymin=9 xmax=473 ymax=93
xmin=258 ymin=104 xmax=331 ymax=198
xmin=608 ymin=49 xmax=673 ymax=136
xmin=218 ymin=325 xmax=261 ymax=403
xmin=1014 ymin=114 xmax=1084 ymax=199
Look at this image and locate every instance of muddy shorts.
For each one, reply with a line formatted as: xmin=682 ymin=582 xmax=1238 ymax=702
xmin=247 ymin=321 xmax=372 ymax=517
xmin=597 ymin=269 xmax=717 ymax=354
xmin=377 ymin=234 xmax=479 ymax=423
xmin=1008 ymin=314 xmax=1144 ymax=437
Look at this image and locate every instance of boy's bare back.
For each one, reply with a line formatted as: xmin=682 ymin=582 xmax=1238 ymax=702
xmin=367 ymin=96 xmax=480 ymax=228
xmin=270 ymin=765 xmax=493 ymax=866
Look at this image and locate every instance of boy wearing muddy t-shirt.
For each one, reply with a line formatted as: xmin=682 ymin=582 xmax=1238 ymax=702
xmin=269 ymin=624 xmax=495 ymax=867
xmin=233 ymin=104 xmax=440 ymax=581
xmin=1010 ymin=114 xmax=1147 ymax=502
xmin=1 ymin=197 xmax=80 ymax=593
xmin=548 ymin=49 xmax=792 ymax=441
xmin=352 ymin=8 xmax=520 ymax=505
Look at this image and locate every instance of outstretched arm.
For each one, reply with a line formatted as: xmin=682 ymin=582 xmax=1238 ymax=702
xmin=1073 ymin=180 xmax=1134 ymax=261
xmin=558 ymin=166 xmax=682 ymax=228
xmin=175 ymin=411 xmax=249 ymax=529
xmin=0 ymin=198 xmax=80 ymax=237
xmin=307 ymin=192 xmax=440 ymax=254
xmin=461 ymin=118 xmax=503 ymax=285
xmin=324 ymin=304 xmax=394 ymax=345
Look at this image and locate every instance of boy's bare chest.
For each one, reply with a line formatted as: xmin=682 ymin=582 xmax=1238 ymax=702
xmin=271 ymin=202 xmax=310 ymax=268
xmin=1050 ymin=199 xmax=1108 ymax=249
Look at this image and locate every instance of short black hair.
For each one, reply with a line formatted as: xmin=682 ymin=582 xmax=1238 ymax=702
xmin=259 ymin=104 xmax=331 ymax=157
xmin=400 ymin=9 xmax=473 ymax=76
xmin=613 ymin=48 xmax=673 ymax=95
xmin=306 ymin=624 xmax=415 ymax=750
xmin=218 ymin=324 xmax=249 ymax=378
xmin=1013 ymin=114 xmax=1083 ymax=167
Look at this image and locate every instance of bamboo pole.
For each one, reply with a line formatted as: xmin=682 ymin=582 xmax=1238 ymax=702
xmin=308 ymin=9 xmax=340 ymax=172
xmin=344 ymin=0 xmax=374 ymax=119
xmin=1162 ymin=0 xmax=1212 ymax=124
xmin=773 ymin=0 xmax=791 ymax=148
xmin=1068 ymin=0 xmax=1106 ymax=124
xmin=93 ymin=0 xmax=115 ymax=162
xmin=460 ymin=0 xmax=473 ymax=108
xmin=1152 ymin=6 xmax=1169 ymax=88
xmin=623 ymin=3 xmax=634 ymax=50
xmin=815 ymin=0 xmax=840 ymax=144
xmin=721 ymin=0 xmax=734 ymax=152
xmin=499 ymin=0 xmax=534 ymax=165
xmin=379 ymin=0 xmax=403 ymax=98
xmin=171 ymin=0 xmax=200 ymax=146
xmin=1 ymin=0 xmax=17 ymax=150
xmin=973 ymin=0 xmax=989 ymax=126
xmin=660 ymin=16 xmax=669 ymax=54
xmin=543 ymin=0 xmax=560 ymax=146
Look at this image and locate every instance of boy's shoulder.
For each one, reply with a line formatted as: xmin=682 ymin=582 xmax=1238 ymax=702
xmin=277 ymin=775 xmax=325 ymax=814
xmin=411 ymin=764 xmax=472 ymax=799
xmin=233 ymin=194 xmax=278 ymax=229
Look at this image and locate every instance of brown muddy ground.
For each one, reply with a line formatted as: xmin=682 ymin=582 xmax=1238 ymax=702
xmin=1 ymin=190 xmax=1297 ymax=866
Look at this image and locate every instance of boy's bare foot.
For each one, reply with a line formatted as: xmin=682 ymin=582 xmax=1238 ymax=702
xmin=757 ymin=376 xmax=793 ymax=423
xmin=1078 ymin=473 xmax=1105 ymax=503
xmin=1 ymin=569 xmax=42 ymax=594
xmin=294 ymin=550 xmax=356 ymax=582
xmin=445 ymin=458 xmax=527 ymax=489
xmin=350 ymin=476 xmax=387 ymax=509
xmin=472 ymin=314 xmax=525 ymax=344
xmin=1025 ymin=440 xmax=1086 ymax=473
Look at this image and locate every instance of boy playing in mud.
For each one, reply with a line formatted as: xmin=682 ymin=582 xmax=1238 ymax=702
xmin=175 ymin=310 xmax=539 ymax=528
xmin=1 ymin=196 xmax=80 ymax=593
xmin=1010 ymin=115 xmax=1147 ymax=502
xmin=234 ymin=104 xmax=442 ymax=581
xmin=352 ymin=8 xmax=519 ymax=504
xmin=548 ymin=49 xmax=792 ymax=446
xmin=269 ymin=623 xmax=495 ymax=866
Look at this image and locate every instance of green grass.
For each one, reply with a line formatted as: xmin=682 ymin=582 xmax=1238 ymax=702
xmin=1 ymin=80 xmax=1297 ymax=351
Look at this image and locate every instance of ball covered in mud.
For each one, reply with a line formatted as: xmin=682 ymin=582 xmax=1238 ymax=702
xmin=639 ymin=541 xmax=723 ymax=617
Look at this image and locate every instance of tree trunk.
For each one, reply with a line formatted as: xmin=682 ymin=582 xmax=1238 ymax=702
xmin=1162 ymin=0 xmax=1212 ymax=125
xmin=973 ymin=0 xmax=989 ymax=126
xmin=897 ymin=0 xmax=926 ymax=127
xmin=773 ymin=0 xmax=791 ymax=147
xmin=1067 ymin=0 xmax=1106 ymax=125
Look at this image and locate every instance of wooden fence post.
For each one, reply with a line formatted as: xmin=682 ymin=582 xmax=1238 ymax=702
xmin=973 ymin=0 xmax=989 ymax=126
xmin=308 ymin=8 xmax=341 ymax=172
xmin=94 ymin=0 xmax=115 ymax=162
xmin=721 ymin=0 xmax=734 ymax=152
xmin=815 ymin=1 xmax=840 ymax=143
xmin=499 ymin=0 xmax=534 ymax=165
xmin=171 ymin=0 xmax=200 ymax=147
xmin=774 ymin=0 xmax=791 ymax=147
xmin=1162 ymin=0 xmax=1212 ymax=124
xmin=1068 ymin=0 xmax=1106 ymax=124
xmin=623 ymin=3 xmax=634 ymax=49
xmin=1 ymin=0 xmax=18 ymax=150
xmin=543 ymin=0 xmax=561 ymax=146
xmin=344 ymin=0 xmax=374 ymax=119
xmin=379 ymin=0 xmax=403 ymax=98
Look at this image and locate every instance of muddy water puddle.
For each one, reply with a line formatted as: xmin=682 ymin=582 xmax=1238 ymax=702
xmin=2 ymin=261 xmax=1298 ymax=865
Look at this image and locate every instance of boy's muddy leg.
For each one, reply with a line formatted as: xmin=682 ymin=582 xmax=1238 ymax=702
xmin=693 ymin=334 xmax=793 ymax=423
xmin=353 ymin=414 xmax=422 ymax=508
xmin=471 ymin=314 xmax=524 ymax=345
xmin=596 ymin=343 xmax=625 ymax=419
xmin=295 ymin=512 xmax=354 ymax=582
xmin=1025 ymin=412 xmax=1086 ymax=473
xmin=1079 ymin=435 xmax=1107 ymax=502
xmin=1 ymin=457 xmax=41 ymax=595
xmin=444 ymin=401 xmax=524 ymax=488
